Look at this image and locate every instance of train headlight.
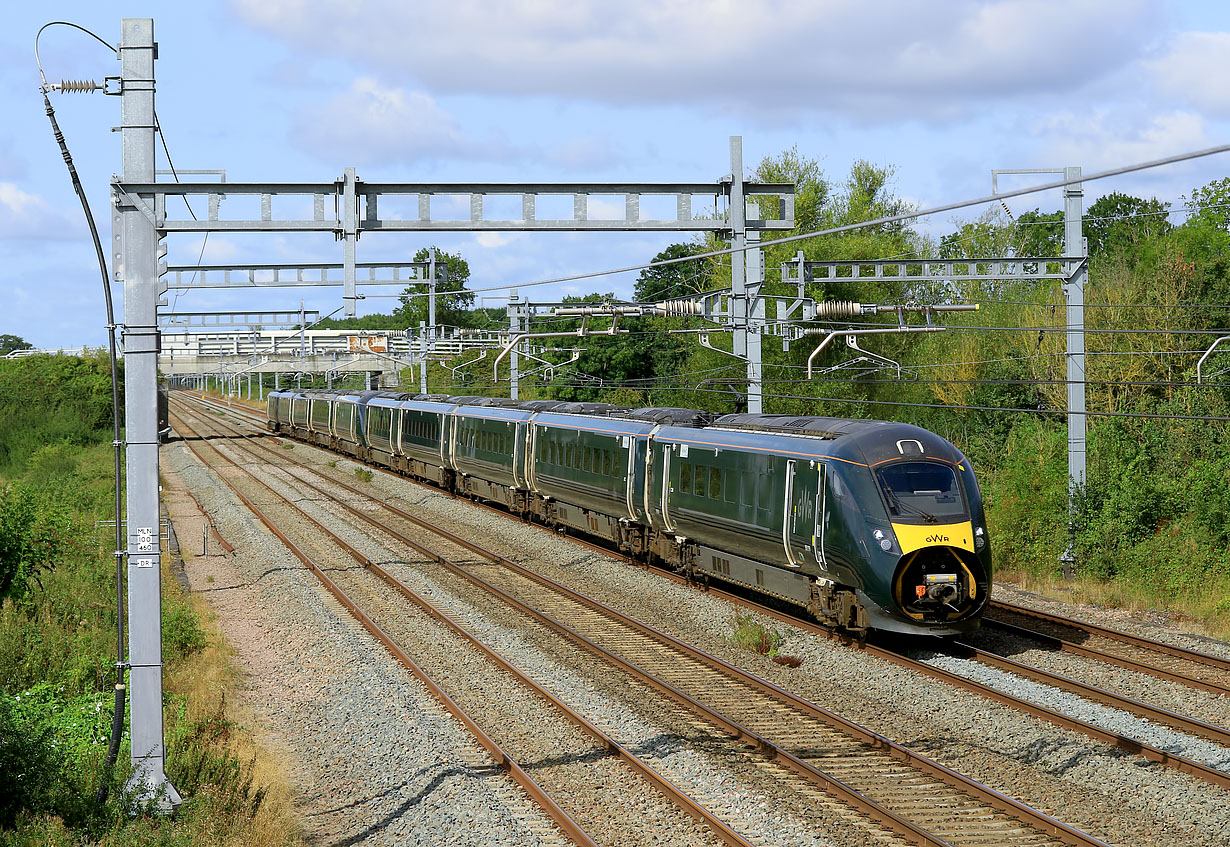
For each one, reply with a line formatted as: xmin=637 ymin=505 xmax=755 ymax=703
xmin=974 ymin=526 xmax=986 ymax=551
xmin=873 ymin=528 xmax=893 ymax=552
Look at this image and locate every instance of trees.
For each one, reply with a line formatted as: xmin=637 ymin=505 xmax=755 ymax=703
xmin=1084 ymin=192 xmax=1171 ymax=257
xmin=0 ymin=336 xmax=32 ymax=357
xmin=393 ymin=247 xmax=475 ymax=329
xmin=634 ymin=242 xmax=711 ymax=302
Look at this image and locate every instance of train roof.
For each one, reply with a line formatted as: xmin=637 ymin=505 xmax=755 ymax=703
xmin=713 ymin=413 xmax=895 ymax=439
xmin=550 ymin=402 xmax=627 ymax=415
xmin=446 ymin=395 xmax=522 ymax=407
xmin=624 ymin=407 xmax=714 ymax=427
xmin=668 ymin=414 xmax=963 ymax=468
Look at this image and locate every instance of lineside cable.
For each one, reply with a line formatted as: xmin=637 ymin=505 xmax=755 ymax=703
xmin=35 ymin=20 xmax=126 ymax=808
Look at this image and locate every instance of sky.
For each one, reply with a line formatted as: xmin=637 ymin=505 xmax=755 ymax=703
xmin=3 ymin=0 xmax=1230 ymax=349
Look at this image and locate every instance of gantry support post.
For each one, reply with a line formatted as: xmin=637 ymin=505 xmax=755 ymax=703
xmin=1062 ymin=167 xmax=1087 ymax=579
xmin=728 ymin=137 xmax=762 ymax=413
xmin=341 ymin=168 xmax=358 ymax=316
xmin=119 ymin=17 xmax=181 ymax=812
xmin=509 ymin=289 xmax=521 ymax=400
xmin=419 ymin=320 xmax=428 ymax=394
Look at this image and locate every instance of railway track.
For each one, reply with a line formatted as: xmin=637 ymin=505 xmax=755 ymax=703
xmin=171 ymin=393 xmax=1125 ymax=847
xmin=178 ymin=390 xmax=1230 ymax=784
xmin=983 ymin=602 xmax=1230 ymax=696
xmin=170 ymin=406 xmax=749 ymax=847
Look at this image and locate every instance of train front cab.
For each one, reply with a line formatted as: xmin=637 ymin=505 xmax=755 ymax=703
xmin=868 ymin=455 xmax=991 ymax=634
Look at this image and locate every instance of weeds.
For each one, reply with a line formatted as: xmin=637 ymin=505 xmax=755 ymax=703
xmin=730 ymin=611 xmax=784 ymax=655
xmin=353 ymin=467 xmax=373 ymax=483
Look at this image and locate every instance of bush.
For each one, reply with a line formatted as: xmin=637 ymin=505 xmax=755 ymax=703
xmin=162 ymin=597 xmax=208 ymax=664
xmin=0 ymin=694 xmax=59 ymax=828
xmin=0 ymin=484 xmax=73 ymax=603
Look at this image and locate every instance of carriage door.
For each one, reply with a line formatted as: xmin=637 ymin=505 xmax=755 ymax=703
xmin=782 ymin=460 xmax=800 ymax=567
xmin=814 ymin=463 xmax=828 ymax=570
xmin=660 ymin=444 xmax=676 ymax=532
xmin=783 ymin=459 xmax=819 ymax=568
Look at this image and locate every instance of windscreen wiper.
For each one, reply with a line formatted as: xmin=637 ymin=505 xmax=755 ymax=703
xmin=882 ymin=485 xmax=938 ymax=523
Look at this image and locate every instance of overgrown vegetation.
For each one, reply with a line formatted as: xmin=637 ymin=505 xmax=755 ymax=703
xmin=0 ymin=356 xmax=300 ymax=844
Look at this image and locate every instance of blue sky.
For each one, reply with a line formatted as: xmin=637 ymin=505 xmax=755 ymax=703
xmin=3 ymin=0 xmax=1230 ymax=348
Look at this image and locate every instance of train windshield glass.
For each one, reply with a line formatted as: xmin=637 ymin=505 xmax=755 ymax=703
xmin=876 ymin=462 xmax=965 ymax=523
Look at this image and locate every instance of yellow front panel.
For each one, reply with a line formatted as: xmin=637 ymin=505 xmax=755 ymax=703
xmin=891 ymin=521 xmax=975 ymax=554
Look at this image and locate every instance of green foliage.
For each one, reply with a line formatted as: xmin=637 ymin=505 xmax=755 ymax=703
xmin=634 ymin=242 xmax=710 ymax=302
xmin=0 ymin=336 xmax=32 ymax=357
xmin=394 ymin=247 xmax=474 ymax=329
xmin=164 ymin=697 xmax=267 ymax=825
xmin=730 ymin=612 xmax=785 ymax=655
xmin=979 ymin=418 xmax=1068 ymax=574
xmin=1011 ymin=208 xmax=1064 ymax=256
xmin=0 ymin=354 xmax=119 ymax=478
xmin=0 ymin=483 xmax=73 ymax=602
xmin=353 ymin=467 xmax=373 ymax=483
xmin=1085 ymin=192 xmax=1171 ymax=258
xmin=162 ymin=597 xmax=209 ymax=664
xmin=0 ymin=692 xmax=60 ymax=829
xmin=312 ymin=313 xmax=400 ymax=331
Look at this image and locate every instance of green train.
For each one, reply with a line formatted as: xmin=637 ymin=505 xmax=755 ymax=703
xmin=267 ymin=390 xmax=992 ymax=635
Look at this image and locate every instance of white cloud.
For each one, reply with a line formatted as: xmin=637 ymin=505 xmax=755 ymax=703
xmin=293 ymin=77 xmax=492 ymax=164
xmin=1149 ymin=32 xmax=1230 ymax=118
xmin=0 ymin=182 xmax=81 ymax=240
xmin=475 ymin=233 xmax=514 ymax=248
xmin=236 ymin=0 xmax=1161 ymax=121
xmin=1031 ymin=110 xmax=1210 ymax=173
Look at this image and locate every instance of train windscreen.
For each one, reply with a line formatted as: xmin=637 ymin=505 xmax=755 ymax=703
xmin=876 ymin=462 xmax=966 ymax=523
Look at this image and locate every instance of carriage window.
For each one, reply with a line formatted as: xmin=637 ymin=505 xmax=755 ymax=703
xmin=679 ymin=462 xmax=692 ymax=495
xmin=604 ymin=450 xmax=613 ymax=475
xmin=724 ymin=470 xmax=737 ymax=503
xmin=709 ymin=467 xmax=722 ymax=500
xmin=583 ymin=447 xmax=592 ymax=473
xmin=694 ymin=464 xmax=707 ymax=498
xmin=757 ymin=468 xmax=774 ymax=516
xmin=739 ymin=469 xmax=754 ymax=506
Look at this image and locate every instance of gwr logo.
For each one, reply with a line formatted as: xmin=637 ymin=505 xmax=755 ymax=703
xmin=926 ymin=534 xmax=950 ymax=544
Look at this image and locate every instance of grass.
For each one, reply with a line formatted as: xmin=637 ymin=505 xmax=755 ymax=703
xmin=198 ymin=389 xmax=265 ymax=413
xmin=353 ymin=467 xmax=373 ymax=483
xmin=158 ymin=582 xmax=302 ymax=846
xmin=730 ymin=611 xmax=785 ymax=655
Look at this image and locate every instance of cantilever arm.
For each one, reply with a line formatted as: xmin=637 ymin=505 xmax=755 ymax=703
xmin=805 ymin=326 xmax=945 ymax=378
